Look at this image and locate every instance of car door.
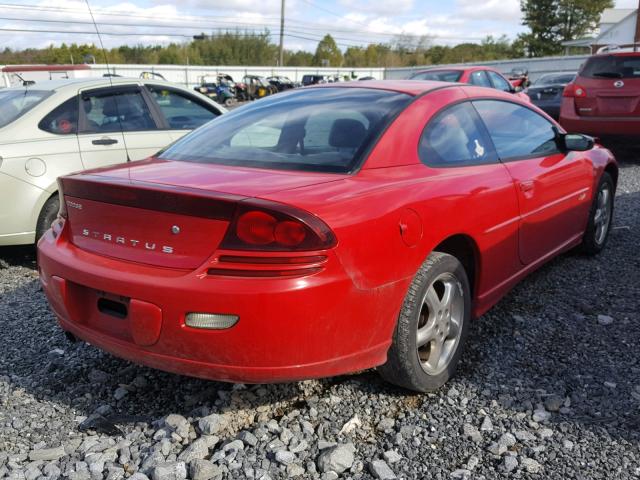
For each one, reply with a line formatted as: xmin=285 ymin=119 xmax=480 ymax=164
xmin=145 ymin=84 xmax=222 ymax=143
xmin=417 ymin=98 xmax=521 ymax=295
xmin=77 ymin=85 xmax=143 ymax=169
xmin=473 ymin=99 xmax=594 ymax=265
xmin=115 ymin=87 xmax=172 ymax=161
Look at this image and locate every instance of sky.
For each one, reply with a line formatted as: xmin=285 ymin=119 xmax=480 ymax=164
xmin=0 ymin=0 xmax=638 ymax=52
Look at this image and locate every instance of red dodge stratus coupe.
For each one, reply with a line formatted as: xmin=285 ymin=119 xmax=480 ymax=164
xmin=38 ymin=81 xmax=618 ymax=392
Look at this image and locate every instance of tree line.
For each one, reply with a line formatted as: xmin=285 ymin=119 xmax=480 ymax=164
xmin=0 ymin=32 xmax=523 ymax=67
xmin=0 ymin=0 xmax=615 ymax=67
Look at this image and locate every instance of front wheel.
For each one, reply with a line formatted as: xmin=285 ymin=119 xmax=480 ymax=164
xmin=580 ymin=172 xmax=614 ymax=255
xmin=379 ymin=252 xmax=471 ymax=392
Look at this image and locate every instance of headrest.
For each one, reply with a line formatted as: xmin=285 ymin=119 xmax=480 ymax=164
xmin=329 ymin=118 xmax=367 ymax=149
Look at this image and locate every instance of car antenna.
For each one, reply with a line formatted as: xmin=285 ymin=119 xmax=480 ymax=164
xmin=83 ymin=0 xmax=131 ymax=163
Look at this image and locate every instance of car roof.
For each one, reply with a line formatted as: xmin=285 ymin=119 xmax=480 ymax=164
xmin=413 ymin=66 xmax=498 ymax=74
xmin=1 ymin=77 xmax=186 ymax=93
xmin=592 ymin=52 xmax=640 ymax=57
xmin=309 ymin=80 xmax=458 ymax=96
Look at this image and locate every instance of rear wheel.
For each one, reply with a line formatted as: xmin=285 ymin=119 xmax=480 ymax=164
xmin=580 ymin=172 xmax=614 ymax=255
xmin=379 ymin=252 xmax=471 ymax=392
xmin=36 ymin=194 xmax=59 ymax=243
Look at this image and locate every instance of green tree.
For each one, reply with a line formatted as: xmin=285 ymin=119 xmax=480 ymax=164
xmin=519 ymin=0 xmax=613 ymax=57
xmin=519 ymin=0 xmax=560 ymax=57
xmin=556 ymin=0 xmax=614 ymax=42
xmin=313 ymin=34 xmax=342 ymax=67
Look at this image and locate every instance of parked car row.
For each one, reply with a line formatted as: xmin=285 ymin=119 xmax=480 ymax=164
xmin=408 ymin=51 xmax=639 ymax=140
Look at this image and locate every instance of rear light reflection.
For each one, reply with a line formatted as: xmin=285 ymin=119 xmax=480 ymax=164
xmin=207 ymin=267 xmax=322 ymax=277
xmin=185 ymin=312 xmax=239 ymax=329
xmin=218 ymin=255 xmax=327 ymax=265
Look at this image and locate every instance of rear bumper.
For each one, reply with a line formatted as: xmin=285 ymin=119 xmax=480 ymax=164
xmin=560 ymin=99 xmax=640 ymax=136
xmin=37 ymin=225 xmax=404 ymax=383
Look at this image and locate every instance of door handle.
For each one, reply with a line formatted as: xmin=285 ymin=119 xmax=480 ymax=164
xmin=92 ymin=138 xmax=118 ymax=146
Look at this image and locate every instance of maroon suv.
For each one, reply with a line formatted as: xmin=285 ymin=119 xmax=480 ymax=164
xmin=560 ymin=52 xmax=640 ymax=136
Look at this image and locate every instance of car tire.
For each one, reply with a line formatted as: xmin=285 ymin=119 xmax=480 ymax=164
xmin=36 ymin=194 xmax=60 ymax=243
xmin=379 ymin=252 xmax=471 ymax=392
xmin=580 ymin=172 xmax=614 ymax=255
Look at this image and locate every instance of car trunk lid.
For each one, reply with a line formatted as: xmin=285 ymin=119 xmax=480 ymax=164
xmin=59 ymin=161 xmax=343 ymax=269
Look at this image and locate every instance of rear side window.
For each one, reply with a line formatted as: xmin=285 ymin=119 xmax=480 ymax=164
xmin=580 ymin=55 xmax=640 ymax=79
xmin=147 ymin=86 xmax=219 ymax=130
xmin=39 ymin=96 xmax=79 ymax=134
xmin=473 ymin=100 xmax=559 ymax=159
xmin=469 ymin=71 xmax=492 ymax=87
xmin=487 ymin=71 xmax=512 ymax=92
xmin=158 ymin=88 xmax=411 ymax=173
xmin=411 ymin=70 xmax=462 ymax=82
xmin=419 ymin=102 xmax=496 ymax=167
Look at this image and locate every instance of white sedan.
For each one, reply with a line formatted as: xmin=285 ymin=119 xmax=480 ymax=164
xmin=0 ymin=77 xmax=225 ymax=246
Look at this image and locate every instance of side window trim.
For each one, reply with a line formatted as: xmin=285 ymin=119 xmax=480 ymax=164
xmin=471 ymin=98 xmax=562 ymax=162
xmin=78 ymin=85 xmax=163 ymax=134
xmin=418 ymin=99 xmax=499 ymax=168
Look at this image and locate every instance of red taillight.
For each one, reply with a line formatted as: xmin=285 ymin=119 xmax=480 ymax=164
xmin=274 ymin=220 xmax=306 ymax=246
xmin=237 ymin=211 xmax=278 ymax=245
xmin=221 ymin=203 xmax=336 ymax=252
xmin=57 ymin=178 xmax=67 ymax=219
xmin=563 ymin=83 xmax=587 ymax=98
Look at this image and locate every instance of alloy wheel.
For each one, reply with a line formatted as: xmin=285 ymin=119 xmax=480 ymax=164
xmin=594 ymin=184 xmax=612 ymax=245
xmin=416 ymin=273 xmax=464 ymax=376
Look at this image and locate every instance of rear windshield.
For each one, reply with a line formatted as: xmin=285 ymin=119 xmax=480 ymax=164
xmin=581 ymin=55 xmax=640 ymax=79
xmin=158 ymin=87 xmax=411 ymax=173
xmin=410 ymin=70 xmax=462 ymax=82
xmin=0 ymin=89 xmax=51 ymax=128
xmin=533 ymin=73 xmax=576 ymax=85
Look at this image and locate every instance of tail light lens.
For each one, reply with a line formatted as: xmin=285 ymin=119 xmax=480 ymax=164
xmin=563 ymin=83 xmax=587 ymax=98
xmin=57 ymin=178 xmax=67 ymax=219
xmin=221 ymin=202 xmax=336 ymax=251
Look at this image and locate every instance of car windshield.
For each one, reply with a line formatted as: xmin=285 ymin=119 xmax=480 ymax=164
xmin=581 ymin=55 xmax=640 ymax=79
xmin=0 ymin=89 xmax=52 ymax=128
xmin=159 ymin=87 xmax=412 ymax=173
xmin=533 ymin=73 xmax=576 ymax=85
xmin=410 ymin=70 xmax=463 ymax=82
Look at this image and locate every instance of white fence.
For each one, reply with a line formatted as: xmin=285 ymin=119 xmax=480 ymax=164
xmin=384 ymin=55 xmax=591 ymax=82
xmin=88 ymin=64 xmax=385 ymax=88
xmin=2 ymin=55 xmax=591 ymax=88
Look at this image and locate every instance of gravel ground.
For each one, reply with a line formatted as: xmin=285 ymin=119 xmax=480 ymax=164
xmin=1 ymin=153 xmax=639 ymax=480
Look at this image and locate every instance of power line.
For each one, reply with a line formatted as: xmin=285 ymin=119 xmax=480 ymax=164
xmin=0 ymin=2 xmax=484 ymax=42
xmin=0 ymin=26 xmax=374 ymax=48
xmin=0 ymin=15 xmax=442 ymax=48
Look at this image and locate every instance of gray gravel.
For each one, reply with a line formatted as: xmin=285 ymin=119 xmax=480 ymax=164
xmin=1 ymin=158 xmax=639 ymax=479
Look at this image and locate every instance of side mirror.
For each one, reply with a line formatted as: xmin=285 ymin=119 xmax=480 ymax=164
xmin=561 ymin=133 xmax=594 ymax=152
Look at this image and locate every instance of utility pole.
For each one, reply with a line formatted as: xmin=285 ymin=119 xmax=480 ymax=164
xmin=279 ymin=0 xmax=285 ymax=66
xmin=635 ymin=0 xmax=640 ymax=50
